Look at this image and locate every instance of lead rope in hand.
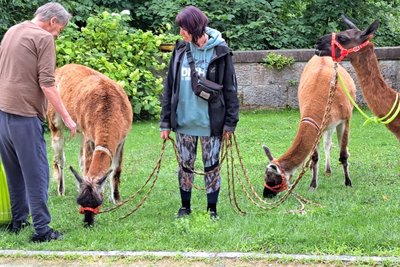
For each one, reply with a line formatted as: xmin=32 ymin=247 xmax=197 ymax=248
xmin=225 ymin=63 xmax=339 ymax=214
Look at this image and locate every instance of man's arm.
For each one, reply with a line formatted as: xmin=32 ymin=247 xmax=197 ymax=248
xmin=42 ymin=85 xmax=77 ymax=138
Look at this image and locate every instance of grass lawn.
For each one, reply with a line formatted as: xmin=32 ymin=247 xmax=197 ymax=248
xmin=0 ymin=109 xmax=399 ymax=258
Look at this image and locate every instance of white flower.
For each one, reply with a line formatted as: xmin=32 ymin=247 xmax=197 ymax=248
xmin=121 ymin=10 xmax=130 ymax=16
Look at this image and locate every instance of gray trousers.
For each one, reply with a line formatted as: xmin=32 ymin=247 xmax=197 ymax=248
xmin=176 ymin=132 xmax=221 ymax=194
xmin=0 ymin=110 xmax=51 ymax=235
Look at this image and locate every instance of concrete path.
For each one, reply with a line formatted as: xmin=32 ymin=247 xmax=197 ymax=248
xmin=1 ymin=250 xmax=399 ymax=265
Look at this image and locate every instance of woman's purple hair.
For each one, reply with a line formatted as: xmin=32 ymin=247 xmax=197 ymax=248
xmin=176 ymin=6 xmax=208 ymax=45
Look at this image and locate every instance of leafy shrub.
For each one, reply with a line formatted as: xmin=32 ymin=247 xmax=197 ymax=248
xmin=262 ymin=53 xmax=295 ymax=70
xmin=0 ymin=0 xmax=135 ymax=38
xmin=56 ymin=11 xmax=178 ymax=120
xmin=131 ymin=0 xmax=400 ymax=50
xmin=0 ymin=0 xmax=41 ymax=38
xmin=1 ymin=0 xmax=400 ymax=53
xmin=131 ymin=0 xmax=304 ymax=50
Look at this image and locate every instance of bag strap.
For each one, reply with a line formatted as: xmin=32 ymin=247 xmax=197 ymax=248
xmin=186 ymin=43 xmax=200 ymax=88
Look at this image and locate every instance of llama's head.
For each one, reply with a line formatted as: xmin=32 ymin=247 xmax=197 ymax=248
xmin=262 ymin=145 xmax=288 ymax=198
xmin=69 ymin=166 xmax=111 ymax=227
xmin=315 ymin=16 xmax=380 ymax=61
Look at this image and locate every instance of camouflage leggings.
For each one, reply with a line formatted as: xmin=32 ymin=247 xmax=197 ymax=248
xmin=176 ymin=132 xmax=221 ymax=194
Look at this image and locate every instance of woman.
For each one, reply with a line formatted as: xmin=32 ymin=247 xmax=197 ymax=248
xmin=159 ymin=6 xmax=239 ymax=219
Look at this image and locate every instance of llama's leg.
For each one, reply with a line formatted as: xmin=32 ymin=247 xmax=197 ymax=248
xmin=48 ymin=113 xmax=65 ymax=196
xmin=323 ymin=128 xmax=335 ymax=176
xmin=337 ymin=121 xmax=352 ymax=187
xmin=309 ymin=146 xmax=319 ymax=191
xmin=110 ymin=141 xmax=124 ymax=203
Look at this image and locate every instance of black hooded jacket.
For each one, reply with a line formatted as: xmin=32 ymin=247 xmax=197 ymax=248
xmin=159 ymin=40 xmax=239 ymax=136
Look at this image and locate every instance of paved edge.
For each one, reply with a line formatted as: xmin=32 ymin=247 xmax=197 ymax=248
xmin=0 ymin=250 xmax=399 ymax=264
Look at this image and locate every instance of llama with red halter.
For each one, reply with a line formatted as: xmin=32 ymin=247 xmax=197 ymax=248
xmin=263 ymin=55 xmax=356 ymax=198
xmin=47 ymin=64 xmax=133 ymax=226
xmin=315 ymin=16 xmax=400 ymax=140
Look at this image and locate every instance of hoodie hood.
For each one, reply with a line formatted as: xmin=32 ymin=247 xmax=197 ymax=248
xmin=188 ymin=27 xmax=225 ymax=74
xmin=190 ymin=27 xmax=226 ymax=51
xmin=203 ymin=27 xmax=226 ymax=49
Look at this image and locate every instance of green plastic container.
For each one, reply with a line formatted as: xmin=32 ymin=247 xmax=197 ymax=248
xmin=0 ymin=161 xmax=11 ymax=225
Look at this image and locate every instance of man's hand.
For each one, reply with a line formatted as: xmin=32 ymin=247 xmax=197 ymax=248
xmin=63 ymin=116 xmax=77 ymax=140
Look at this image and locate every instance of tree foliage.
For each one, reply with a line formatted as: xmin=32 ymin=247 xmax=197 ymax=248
xmin=1 ymin=0 xmax=399 ymax=49
xmin=131 ymin=0 xmax=400 ymax=50
xmin=56 ymin=11 xmax=172 ymax=120
xmin=0 ymin=0 xmax=133 ymax=38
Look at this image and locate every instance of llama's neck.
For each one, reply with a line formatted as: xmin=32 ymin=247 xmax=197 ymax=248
xmin=349 ymin=44 xmax=398 ymax=117
xmin=277 ymin=123 xmax=318 ymax=174
xmin=87 ymin=152 xmax=112 ymax=179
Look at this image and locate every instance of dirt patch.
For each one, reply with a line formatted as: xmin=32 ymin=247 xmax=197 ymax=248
xmin=0 ymin=256 xmax=352 ymax=267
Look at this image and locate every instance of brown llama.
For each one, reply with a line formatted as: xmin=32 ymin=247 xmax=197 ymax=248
xmin=47 ymin=64 xmax=133 ymax=226
xmin=315 ymin=17 xmax=400 ymax=141
xmin=263 ymin=55 xmax=356 ymax=198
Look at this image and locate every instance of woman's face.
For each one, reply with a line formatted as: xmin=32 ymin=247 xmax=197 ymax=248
xmin=179 ymin=27 xmax=192 ymax=42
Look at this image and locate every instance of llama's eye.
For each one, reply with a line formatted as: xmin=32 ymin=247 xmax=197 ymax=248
xmin=338 ymin=35 xmax=349 ymax=43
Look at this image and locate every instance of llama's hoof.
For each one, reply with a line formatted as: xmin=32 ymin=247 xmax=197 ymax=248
xmin=325 ymin=170 xmax=331 ymax=177
xmin=109 ymin=196 xmax=117 ymax=204
xmin=308 ymin=186 xmax=316 ymax=192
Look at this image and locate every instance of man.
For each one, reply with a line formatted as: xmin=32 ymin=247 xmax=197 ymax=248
xmin=0 ymin=2 xmax=77 ymax=242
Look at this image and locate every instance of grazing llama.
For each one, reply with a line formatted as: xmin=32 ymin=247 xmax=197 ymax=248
xmin=47 ymin=64 xmax=133 ymax=226
xmin=315 ymin=17 xmax=400 ymax=140
xmin=263 ymin=55 xmax=356 ymax=198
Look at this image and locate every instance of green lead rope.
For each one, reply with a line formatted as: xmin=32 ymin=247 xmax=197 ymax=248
xmin=337 ymin=73 xmax=400 ymax=126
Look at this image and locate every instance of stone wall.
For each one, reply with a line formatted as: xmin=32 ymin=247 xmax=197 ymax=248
xmin=232 ymin=47 xmax=400 ymax=109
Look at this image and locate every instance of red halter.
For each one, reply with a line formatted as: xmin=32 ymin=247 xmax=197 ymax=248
xmin=79 ymin=206 xmax=101 ymax=214
xmin=264 ymin=181 xmax=288 ymax=193
xmin=331 ymin=32 xmax=370 ymax=62
xmin=264 ymin=161 xmax=289 ymax=193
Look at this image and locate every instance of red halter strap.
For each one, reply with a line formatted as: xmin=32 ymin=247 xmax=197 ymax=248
xmin=331 ymin=32 xmax=370 ymax=62
xmin=79 ymin=206 xmax=101 ymax=214
xmin=264 ymin=181 xmax=288 ymax=193
xmin=264 ymin=161 xmax=289 ymax=193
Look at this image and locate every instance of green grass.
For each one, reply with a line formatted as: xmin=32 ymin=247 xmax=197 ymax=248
xmin=0 ymin=109 xmax=399 ymax=257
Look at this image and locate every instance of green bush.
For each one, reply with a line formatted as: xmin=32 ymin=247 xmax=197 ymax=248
xmin=262 ymin=52 xmax=295 ymax=70
xmin=56 ymin=11 xmax=177 ymax=120
xmin=0 ymin=0 xmax=41 ymax=38
xmin=2 ymin=0 xmax=400 ymax=50
xmin=131 ymin=0 xmax=400 ymax=50
xmin=0 ymin=0 xmax=134 ymax=38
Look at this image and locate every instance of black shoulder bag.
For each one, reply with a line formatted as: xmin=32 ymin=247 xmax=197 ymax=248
xmin=186 ymin=43 xmax=223 ymax=102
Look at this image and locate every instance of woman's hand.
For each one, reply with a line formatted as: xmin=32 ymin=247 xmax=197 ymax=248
xmin=223 ymin=130 xmax=233 ymax=140
xmin=160 ymin=130 xmax=170 ymax=140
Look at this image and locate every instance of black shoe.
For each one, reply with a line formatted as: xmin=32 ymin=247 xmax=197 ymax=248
xmin=176 ymin=207 xmax=191 ymax=218
xmin=210 ymin=211 xmax=219 ymax=220
xmin=6 ymin=219 xmax=30 ymax=234
xmin=31 ymin=228 xmax=62 ymax=243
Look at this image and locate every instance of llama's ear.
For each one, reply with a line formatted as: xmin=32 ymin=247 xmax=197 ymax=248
xmin=97 ymin=169 xmax=112 ymax=186
xmin=341 ymin=15 xmax=360 ymax=30
xmin=69 ymin=166 xmax=83 ymax=184
xmin=262 ymin=145 xmax=274 ymax=161
xmin=361 ymin=20 xmax=380 ymax=40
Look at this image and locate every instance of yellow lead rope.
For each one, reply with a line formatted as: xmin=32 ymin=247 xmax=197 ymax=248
xmin=337 ymin=73 xmax=400 ymax=125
